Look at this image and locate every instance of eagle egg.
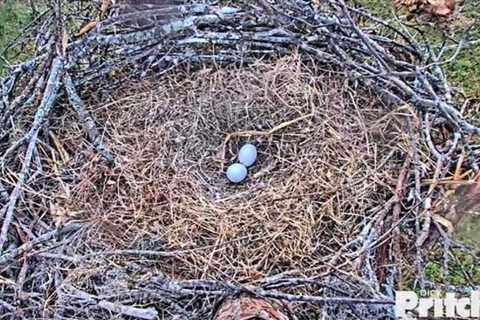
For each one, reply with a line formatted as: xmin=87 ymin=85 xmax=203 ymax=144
xmin=238 ymin=144 xmax=257 ymax=167
xmin=226 ymin=163 xmax=247 ymax=183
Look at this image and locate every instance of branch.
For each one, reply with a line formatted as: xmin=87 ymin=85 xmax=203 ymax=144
xmin=64 ymin=73 xmax=114 ymax=163
xmin=0 ymin=57 xmax=64 ymax=252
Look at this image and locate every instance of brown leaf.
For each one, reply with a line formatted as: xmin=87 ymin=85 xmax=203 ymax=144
xmin=451 ymin=173 xmax=480 ymax=217
xmin=50 ymin=201 xmax=68 ymax=228
xmin=427 ymin=0 xmax=455 ymax=16
xmin=75 ymin=20 xmax=98 ymax=38
xmin=394 ymin=0 xmax=455 ymax=16
xmin=215 ymin=296 xmax=289 ymax=320
xmin=437 ymin=173 xmax=480 ymax=232
xmin=100 ymin=0 xmax=111 ymax=18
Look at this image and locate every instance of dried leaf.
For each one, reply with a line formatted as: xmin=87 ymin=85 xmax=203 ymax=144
xmin=427 ymin=0 xmax=455 ymax=16
xmin=50 ymin=201 xmax=68 ymax=228
xmin=432 ymin=214 xmax=455 ymax=234
xmin=394 ymin=0 xmax=455 ymax=16
xmin=62 ymin=28 xmax=69 ymax=55
xmin=75 ymin=20 xmax=98 ymax=37
xmin=49 ymin=131 xmax=71 ymax=164
xmin=100 ymin=0 xmax=111 ymax=18
xmin=451 ymin=173 xmax=480 ymax=217
xmin=215 ymin=297 xmax=289 ymax=320
xmin=433 ymin=173 xmax=480 ymax=234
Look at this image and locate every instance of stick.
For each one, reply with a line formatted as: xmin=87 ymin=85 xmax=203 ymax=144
xmin=151 ymin=278 xmax=395 ymax=306
xmin=98 ymin=301 xmax=158 ymax=320
xmin=0 ymin=224 xmax=80 ymax=265
xmin=64 ymin=73 xmax=114 ymax=164
xmin=0 ymin=57 xmax=64 ymax=252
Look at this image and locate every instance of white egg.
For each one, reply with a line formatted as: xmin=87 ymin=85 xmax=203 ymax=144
xmin=226 ymin=163 xmax=247 ymax=183
xmin=238 ymin=143 xmax=257 ymax=167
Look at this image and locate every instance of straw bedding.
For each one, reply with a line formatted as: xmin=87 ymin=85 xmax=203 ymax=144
xmin=46 ymin=55 xmax=407 ymax=284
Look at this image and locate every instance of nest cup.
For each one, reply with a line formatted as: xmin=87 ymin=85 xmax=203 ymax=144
xmin=58 ymin=55 xmax=407 ymax=284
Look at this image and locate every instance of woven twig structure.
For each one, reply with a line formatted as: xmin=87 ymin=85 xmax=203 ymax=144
xmin=0 ymin=0 xmax=478 ymax=319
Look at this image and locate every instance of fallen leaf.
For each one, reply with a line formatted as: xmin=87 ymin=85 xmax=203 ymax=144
xmin=75 ymin=20 xmax=98 ymax=37
xmin=215 ymin=296 xmax=289 ymax=320
xmin=394 ymin=0 xmax=455 ymax=17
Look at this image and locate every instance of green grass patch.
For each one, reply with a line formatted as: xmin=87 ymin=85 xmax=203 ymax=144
xmin=357 ymin=0 xmax=480 ymax=97
xmin=0 ymin=0 xmax=32 ymax=74
xmin=424 ymin=250 xmax=480 ymax=286
xmin=445 ymin=37 xmax=480 ymax=97
xmin=356 ymin=0 xmax=394 ymax=17
xmin=455 ymin=215 xmax=480 ymax=251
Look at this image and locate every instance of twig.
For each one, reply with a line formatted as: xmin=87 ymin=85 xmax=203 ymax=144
xmin=98 ymin=301 xmax=158 ymax=320
xmin=64 ymin=73 xmax=114 ymax=164
xmin=0 ymin=57 xmax=64 ymax=252
xmin=150 ymin=278 xmax=395 ymax=306
xmin=0 ymin=224 xmax=80 ymax=265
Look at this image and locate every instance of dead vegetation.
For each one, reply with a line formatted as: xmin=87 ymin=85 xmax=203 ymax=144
xmin=34 ymin=56 xmax=406 ymax=319
xmin=1 ymin=1 xmax=479 ymax=319
xmin=58 ymin=56 xmax=405 ymax=278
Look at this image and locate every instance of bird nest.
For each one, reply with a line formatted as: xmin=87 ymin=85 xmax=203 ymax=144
xmin=39 ymin=55 xmax=407 ymax=319
xmin=0 ymin=1 xmax=479 ymax=319
xmin=60 ymin=55 xmax=404 ymax=276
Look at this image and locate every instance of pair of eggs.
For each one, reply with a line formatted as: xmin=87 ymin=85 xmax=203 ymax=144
xmin=226 ymin=144 xmax=257 ymax=183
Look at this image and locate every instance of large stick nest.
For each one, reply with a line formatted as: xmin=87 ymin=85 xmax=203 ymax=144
xmin=0 ymin=0 xmax=479 ymax=319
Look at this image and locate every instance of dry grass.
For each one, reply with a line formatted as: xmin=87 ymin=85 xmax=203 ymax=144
xmin=45 ymin=55 xmax=408 ymax=284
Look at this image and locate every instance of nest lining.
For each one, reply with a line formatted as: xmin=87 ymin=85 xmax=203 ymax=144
xmin=44 ymin=56 xmax=409 ymax=284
